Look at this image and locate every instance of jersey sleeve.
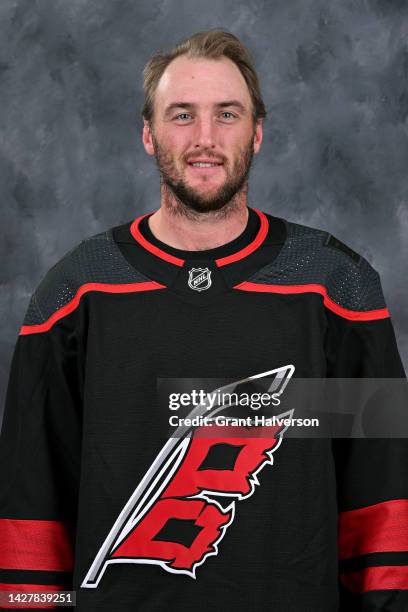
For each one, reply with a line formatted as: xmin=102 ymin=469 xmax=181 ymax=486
xmin=0 ymin=281 xmax=83 ymax=608
xmin=326 ymin=266 xmax=408 ymax=611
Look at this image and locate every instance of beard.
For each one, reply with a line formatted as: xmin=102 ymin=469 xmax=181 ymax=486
xmin=150 ymin=130 xmax=256 ymax=214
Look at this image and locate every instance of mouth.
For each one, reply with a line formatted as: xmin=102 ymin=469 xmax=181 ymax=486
xmin=187 ymin=161 xmax=224 ymax=172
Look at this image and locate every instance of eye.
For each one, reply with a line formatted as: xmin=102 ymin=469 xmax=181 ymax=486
xmin=173 ymin=111 xmax=237 ymax=121
xmin=174 ymin=113 xmax=192 ymax=121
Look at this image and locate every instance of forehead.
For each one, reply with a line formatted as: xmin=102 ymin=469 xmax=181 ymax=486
xmin=155 ymin=55 xmax=252 ymax=110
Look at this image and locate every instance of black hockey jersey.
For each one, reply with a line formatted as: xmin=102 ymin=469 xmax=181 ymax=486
xmin=1 ymin=206 xmax=407 ymax=611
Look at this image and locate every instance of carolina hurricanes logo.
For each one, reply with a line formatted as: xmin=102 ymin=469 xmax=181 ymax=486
xmin=81 ymin=365 xmax=295 ymax=588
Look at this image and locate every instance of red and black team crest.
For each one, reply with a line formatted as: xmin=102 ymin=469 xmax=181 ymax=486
xmin=81 ymin=365 xmax=294 ymax=588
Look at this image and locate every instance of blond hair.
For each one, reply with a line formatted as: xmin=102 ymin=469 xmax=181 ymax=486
xmin=142 ymin=28 xmax=267 ymax=126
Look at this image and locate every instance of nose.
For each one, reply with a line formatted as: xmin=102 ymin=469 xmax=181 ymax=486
xmin=193 ymin=116 xmax=217 ymax=149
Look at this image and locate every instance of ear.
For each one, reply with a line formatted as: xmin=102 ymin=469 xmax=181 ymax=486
xmin=142 ymin=119 xmax=155 ymax=156
xmin=253 ymin=118 xmax=263 ymax=155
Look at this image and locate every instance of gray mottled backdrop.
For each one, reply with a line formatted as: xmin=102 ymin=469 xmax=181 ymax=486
xmin=1 ymin=0 xmax=407 ymax=423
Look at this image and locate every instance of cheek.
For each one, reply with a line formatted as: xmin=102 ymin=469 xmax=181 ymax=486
xmin=227 ymin=132 xmax=251 ymax=155
xmin=165 ymin=131 xmax=188 ymax=153
xmin=170 ymin=143 xmax=188 ymax=167
xmin=154 ymin=129 xmax=181 ymax=155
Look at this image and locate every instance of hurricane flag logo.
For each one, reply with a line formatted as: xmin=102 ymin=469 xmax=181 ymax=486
xmin=81 ymin=365 xmax=295 ymax=587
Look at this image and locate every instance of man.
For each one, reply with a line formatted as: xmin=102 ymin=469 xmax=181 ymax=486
xmin=1 ymin=28 xmax=407 ymax=612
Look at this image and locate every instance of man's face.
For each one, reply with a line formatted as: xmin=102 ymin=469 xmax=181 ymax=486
xmin=143 ymin=55 xmax=263 ymax=213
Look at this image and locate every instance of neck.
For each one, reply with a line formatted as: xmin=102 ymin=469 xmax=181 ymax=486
xmin=148 ymin=184 xmax=250 ymax=251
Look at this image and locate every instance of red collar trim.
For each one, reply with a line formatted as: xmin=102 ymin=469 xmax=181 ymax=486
xmin=130 ymin=212 xmax=184 ymax=266
xmin=129 ymin=208 xmax=269 ymax=268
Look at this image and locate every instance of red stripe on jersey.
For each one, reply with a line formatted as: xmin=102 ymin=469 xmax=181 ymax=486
xmin=215 ymin=209 xmax=269 ymax=267
xmin=19 ymin=281 xmax=166 ymax=335
xmin=130 ymin=208 xmax=269 ymax=268
xmin=340 ymin=565 xmax=408 ymax=593
xmin=234 ymin=281 xmax=390 ymax=321
xmin=339 ymin=498 xmax=408 ymax=559
xmin=0 ymin=518 xmax=74 ymax=572
xmin=130 ymin=213 xmax=185 ymax=266
xmin=0 ymin=583 xmax=65 ymax=609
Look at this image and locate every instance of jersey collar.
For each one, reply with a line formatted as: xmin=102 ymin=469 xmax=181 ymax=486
xmin=112 ymin=207 xmax=287 ymax=302
xmin=129 ymin=207 xmax=269 ymax=268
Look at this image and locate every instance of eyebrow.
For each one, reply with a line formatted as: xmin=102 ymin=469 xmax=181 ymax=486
xmin=163 ymin=100 xmax=248 ymax=117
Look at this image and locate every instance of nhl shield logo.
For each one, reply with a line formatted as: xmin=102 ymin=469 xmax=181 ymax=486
xmin=188 ymin=267 xmax=212 ymax=292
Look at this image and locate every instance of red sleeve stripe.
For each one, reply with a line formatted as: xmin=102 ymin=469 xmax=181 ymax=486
xmin=339 ymin=499 xmax=408 ymax=559
xmin=234 ymin=281 xmax=390 ymax=321
xmin=340 ymin=565 xmax=408 ymax=593
xmin=0 ymin=583 xmax=65 ymax=609
xmin=0 ymin=519 xmax=74 ymax=572
xmin=19 ymin=281 xmax=166 ymax=336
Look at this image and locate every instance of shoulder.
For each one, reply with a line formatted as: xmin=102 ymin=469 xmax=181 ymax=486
xmin=22 ymin=227 xmax=148 ymax=328
xmin=253 ymin=216 xmax=386 ymax=315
